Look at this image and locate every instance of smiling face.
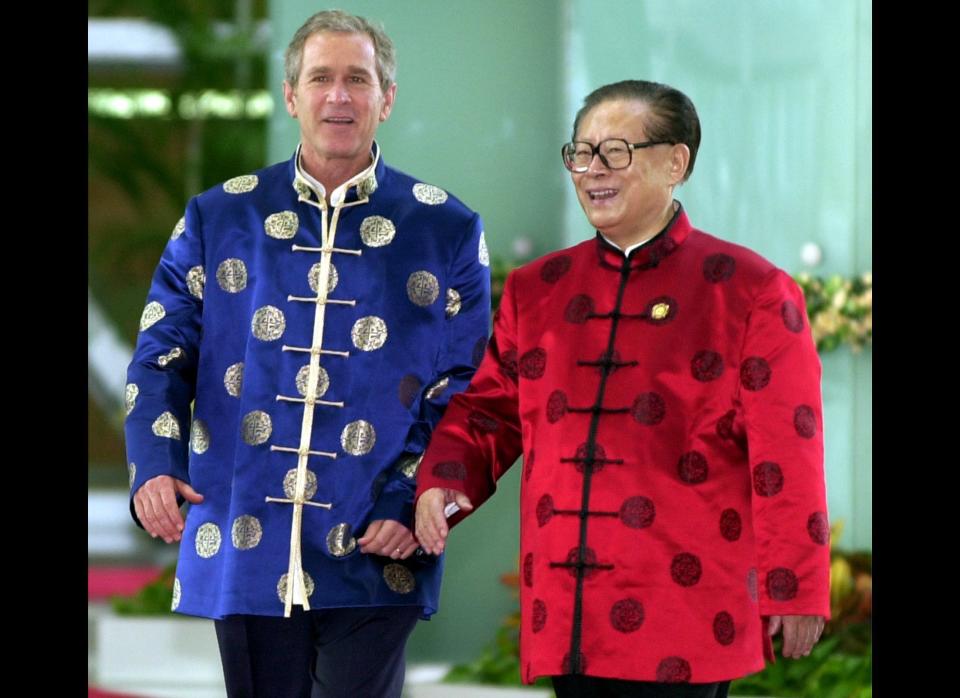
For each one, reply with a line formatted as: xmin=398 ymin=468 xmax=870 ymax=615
xmin=283 ymin=31 xmax=396 ymax=186
xmin=572 ymin=99 xmax=688 ymax=248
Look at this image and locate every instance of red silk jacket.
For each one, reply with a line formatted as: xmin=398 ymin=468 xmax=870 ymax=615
xmin=416 ymin=207 xmax=830 ymax=684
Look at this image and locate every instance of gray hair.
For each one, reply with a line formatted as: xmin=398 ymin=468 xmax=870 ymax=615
xmin=284 ymin=9 xmax=396 ymax=92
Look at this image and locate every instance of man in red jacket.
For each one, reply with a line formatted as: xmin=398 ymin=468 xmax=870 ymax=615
xmin=415 ymin=80 xmax=829 ymax=698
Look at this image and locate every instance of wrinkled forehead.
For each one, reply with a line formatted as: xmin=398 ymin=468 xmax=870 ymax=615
xmin=576 ymin=98 xmax=651 ymax=141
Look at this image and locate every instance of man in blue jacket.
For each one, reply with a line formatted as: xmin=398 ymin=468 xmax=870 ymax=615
xmin=124 ymin=9 xmax=490 ymax=697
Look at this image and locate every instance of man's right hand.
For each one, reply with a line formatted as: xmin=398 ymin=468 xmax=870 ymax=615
xmin=415 ymin=487 xmax=473 ymax=555
xmin=133 ymin=475 xmax=204 ymax=543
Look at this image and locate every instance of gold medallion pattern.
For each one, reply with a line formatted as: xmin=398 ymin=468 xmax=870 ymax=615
xmin=158 ymin=347 xmax=185 ymax=368
xmin=351 ymin=316 xmax=387 ymax=351
xmin=283 ymin=468 xmax=318 ymax=500
xmin=264 ymin=211 xmax=299 ymax=240
xmin=251 ymin=306 xmax=285 ymax=341
xmin=479 ymin=232 xmax=490 ymax=267
xmin=224 ymin=362 xmax=244 ymax=397
xmin=152 ymin=412 xmax=181 ymax=439
xmin=425 ymin=376 xmax=450 ymax=400
xmin=326 ymin=523 xmax=357 ymax=557
xmin=383 ymin=563 xmax=416 ymax=594
xmin=277 ymin=571 xmax=315 ymax=603
xmin=216 ymin=258 xmax=248 ymax=293
xmin=195 ymin=523 xmax=222 ymax=558
xmin=341 ymin=420 xmax=376 ymax=456
xmin=413 ymin=183 xmax=448 ymax=205
xmin=171 ymin=217 xmax=186 ymax=240
xmin=358 ymin=174 xmax=378 ymax=198
xmin=231 ymin=515 xmax=263 ymax=550
xmin=223 ymin=175 xmax=258 ymax=194
xmin=190 ymin=419 xmax=210 ymax=454
xmin=308 ymin=262 xmax=339 ymax=294
xmin=296 ymin=365 xmax=330 ymax=398
xmin=359 ymin=216 xmax=397 ymax=247
xmin=186 ymin=265 xmax=205 ymax=300
xmin=140 ymin=301 xmax=166 ymax=331
xmin=396 ymin=453 xmax=424 ymax=479
xmin=407 ymin=271 xmax=440 ymax=307
xmin=445 ymin=288 xmax=462 ymax=318
xmin=294 ymin=177 xmax=312 ymax=198
xmin=651 ymin=303 xmax=670 ymax=320
xmin=171 ymin=577 xmax=181 ymax=610
xmin=124 ymin=383 xmax=138 ymax=416
xmin=241 ymin=410 xmax=272 ymax=445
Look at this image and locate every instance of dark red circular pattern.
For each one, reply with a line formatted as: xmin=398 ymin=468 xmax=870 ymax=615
xmin=691 ymin=350 xmax=724 ymax=381
xmin=531 ymin=599 xmax=547 ymax=633
xmin=719 ymin=508 xmax=742 ymax=541
xmin=562 ymin=652 xmax=588 ymax=674
xmin=740 ymin=357 xmax=771 ymax=391
xmin=431 ymin=461 xmax=467 ymax=481
xmin=523 ymin=552 xmax=533 ymax=587
xmin=713 ymin=611 xmax=736 ymax=645
xmin=656 ymin=657 xmax=692 ymax=683
xmin=472 ymin=336 xmax=488 ymax=367
xmin=716 ymin=410 xmax=736 ymax=440
xmin=781 ymin=300 xmax=805 ymax=332
xmin=632 ymin=392 xmax=666 ymax=425
xmin=565 ymin=547 xmax=600 ymax=578
xmin=767 ymin=567 xmax=799 ymax=601
xmin=519 ymin=348 xmax=547 ymax=379
xmin=610 ymin=598 xmax=645 ymax=633
xmin=643 ymin=295 xmax=678 ymax=324
xmin=467 ymin=410 xmax=499 ymax=434
xmin=648 ymin=237 xmax=679 ymax=265
xmin=670 ymin=553 xmax=702 ymax=587
xmin=794 ymin=405 xmax=817 ymax=438
xmin=536 ymin=494 xmax=555 ymax=527
xmin=619 ymin=496 xmax=655 ymax=529
xmin=703 ymin=254 xmax=736 ymax=283
xmin=564 ymin=294 xmax=595 ymax=324
xmin=573 ymin=442 xmax=607 ymax=473
xmin=398 ymin=374 xmax=421 ymax=409
xmin=499 ymin=348 xmax=518 ymax=380
xmin=807 ymin=511 xmax=830 ymax=545
xmin=677 ymin=451 xmax=708 ymax=484
xmin=547 ymin=390 xmax=568 ymax=423
xmin=524 ymin=449 xmax=535 ymax=481
xmin=591 ymin=348 xmax=628 ymax=376
xmin=747 ymin=568 xmax=758 ymax=602
xmin=752 ymin=461 xmax=784 ymax=497
xmin=540 ymin=255 xmax=572 ymax=283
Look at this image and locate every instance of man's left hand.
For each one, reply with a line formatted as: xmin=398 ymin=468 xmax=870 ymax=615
xmin=358 ymin=519 xmax=419 ymax=559
xmin=768 ymin=615 xmax=825 ymax=658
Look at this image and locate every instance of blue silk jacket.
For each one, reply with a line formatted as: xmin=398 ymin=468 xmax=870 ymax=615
xmin=125 ymin=144 xmax=491 ymax=619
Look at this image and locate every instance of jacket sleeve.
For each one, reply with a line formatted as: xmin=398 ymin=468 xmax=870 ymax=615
xmin=740 ymin=268 xmax=831 ymax=618
xmin=414 ymin=268 xmax=524 ymax=528
xmin=123 ymin=200 xmax=205 ymax=527
xmin=369 ymin=213 xmax=493 ymax=525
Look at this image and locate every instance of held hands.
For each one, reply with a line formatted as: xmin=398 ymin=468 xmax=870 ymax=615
xmin=358 ymin=520 xmax=419 ymax=559
xmin=414 ymin=487 xmax=474 ymax=555
xmin=133 ymin=475 xmax=204 ymax=543
xmin=768 ymin=615 xmax=826 ymax=658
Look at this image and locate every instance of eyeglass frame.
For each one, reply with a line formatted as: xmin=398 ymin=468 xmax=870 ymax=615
xmin=561 ymin=138 xmax=675 ymax=173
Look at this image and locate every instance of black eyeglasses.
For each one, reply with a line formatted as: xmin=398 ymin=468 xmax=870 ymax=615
xmin=561 ymin=138 xmax=673 ymax=173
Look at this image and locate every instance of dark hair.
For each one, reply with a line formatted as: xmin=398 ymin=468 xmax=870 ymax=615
xmin=572 ymin=80 xmax=701 ymax=181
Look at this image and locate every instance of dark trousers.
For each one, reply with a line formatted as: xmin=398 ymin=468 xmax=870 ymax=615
xmin=214 ymin=605 xmax=421 ymax=698
xmin=552 ymin=675 xmax=731 ymax=698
